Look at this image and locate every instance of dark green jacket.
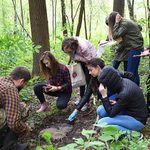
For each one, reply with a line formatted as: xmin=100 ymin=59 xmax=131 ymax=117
xmin=113 ymin=19 xmax=143 ymax=51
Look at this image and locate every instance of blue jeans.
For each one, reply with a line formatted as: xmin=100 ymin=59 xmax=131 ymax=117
xmin=97 ymin=105 xmax=144 ymax=131
xmin=97 ymin=115 xmax=144 ymax=131
xmin=127 ymin=49 xmax=143 ymax=86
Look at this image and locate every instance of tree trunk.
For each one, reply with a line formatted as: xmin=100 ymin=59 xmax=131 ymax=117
xmin=60 ymin=0 xmax=68 ymax=37
xmin=20 ymin=0 xmax=24 ymax=31
xmin=83 ymin=7 xmax=88 ymax=39
xmin=28 ymin=0 xmax=50 ymax=76
xmin=113 ymin=0 xmax=125 ymax=16
xmin=52 ymin=0 xmax=54 ymax=40
xmin=76 ymin=0 xmax=85 ymax=36
xmin=14 ymin=0 xmax=17 ymax=28
xmin=127 ymin=0 xmax=135 ymax=20
xmin=70 ymin=0 xmax=74 ymax=36
xmin=147 ymin=0 xmax=150 ymax=45
xmin=54 ymin=0 xmax=57 ymax=42
xmin=88 ymin=0 xmax=92 ymax=40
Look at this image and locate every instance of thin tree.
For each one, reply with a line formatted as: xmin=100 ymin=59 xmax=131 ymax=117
xmin=127 ymin=0 xmax=135 ymax=20
xmin=52 ymin=0 xmax=54 ymax=40
xmin=83 ymin=7 xmax=88 ymax=39
xmin=54 ymin=0 xmax=57 ymax=42
xmin=76 ymin=0 xmax=85 ymax=36
xmin=60 ymin=0 xmax=68 ymax=37
xmin=113 ymin=0 xmax=125 ymax=16
xmin=28 ymin=0 xmax=50 ymax=76
xmin=20 ymin=0 xmax=24 ymax=31
xmin=88 ymin=0 xmax=92 ymax=40
xmin=147 ymin=0 xmax=150 ymax=45
xmin=14 ymin=0 xmax=17 ymax=28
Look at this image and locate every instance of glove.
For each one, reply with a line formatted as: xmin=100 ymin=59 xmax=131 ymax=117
xmin=67 ymin=110 xmax=78 ymax=124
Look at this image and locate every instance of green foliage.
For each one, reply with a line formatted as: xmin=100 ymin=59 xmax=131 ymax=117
xmin=36 ymin=131 xmax=56 ymax=150
xmin=58 ymin=125 xmax=150 ymax=150
xmin=0 ymin=29 xmax=38 ymax=76
xmin=40 ymin=131 xmax=52 ymax=145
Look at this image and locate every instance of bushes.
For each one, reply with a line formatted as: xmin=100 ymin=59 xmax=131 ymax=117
xmin=0 ymin=29 xmax=37 ymax=76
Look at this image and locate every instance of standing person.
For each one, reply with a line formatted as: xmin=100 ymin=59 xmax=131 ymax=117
xmin=107 ymin=11 xmax=144 ymax=85
xmin=62 ymin=37 xmax=97 ymax=111
xmin=105 ymin=17 xmax=128 ymax=71
xmin=0 ymin=67 xmax=31 ymax=150
xmin=34 ymin=51 xmax=72 ymax=112
xmin=97 ymin=66 xmax=148 ymax=132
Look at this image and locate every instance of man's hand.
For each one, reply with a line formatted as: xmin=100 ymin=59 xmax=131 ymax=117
xmin=99 ymin=83 xmax=107 ymax=98
xmin=67 ymin=109 xmax=78 ymax=124
xmin=115 ymin=14 xmax=122 ymax=23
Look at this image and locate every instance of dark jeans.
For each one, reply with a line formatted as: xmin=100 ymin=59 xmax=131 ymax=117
xmin=80 ymin=62 xmax=91 ymax=98
xmin=113 ymin=60 xmax=128 ymax=71
xmin=34 ymin=83 xmax=71 ymax=109
xmin=0 ymin=126 xmax=18 ymax=149
xmin=127 ymin=49 xmax=143 ymax=86
xmin=146 ymin=74 xmax=150 ymax=114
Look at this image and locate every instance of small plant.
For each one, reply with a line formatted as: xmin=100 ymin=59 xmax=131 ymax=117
xmin=35 ymin=131 xmax=56 ymax=150
xmin=58 ymin=125 xmax=150 ymax=150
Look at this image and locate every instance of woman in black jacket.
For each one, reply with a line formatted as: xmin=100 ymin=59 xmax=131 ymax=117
xmin=68 ymin=58 xmax=148 ymax=131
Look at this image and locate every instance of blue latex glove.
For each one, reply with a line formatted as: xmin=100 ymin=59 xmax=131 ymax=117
xmin=67 ymin=110 xmax=78 ymax=124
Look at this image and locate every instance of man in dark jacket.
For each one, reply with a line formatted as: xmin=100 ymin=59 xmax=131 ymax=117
xmin=97 ymin=66 xmax=148 ymax=131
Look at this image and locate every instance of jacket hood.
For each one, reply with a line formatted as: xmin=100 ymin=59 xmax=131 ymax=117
xmin=97 ymin=66 xmax=123 ymax=93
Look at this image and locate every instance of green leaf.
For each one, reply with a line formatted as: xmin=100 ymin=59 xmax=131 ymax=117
xmin=85 ymin=141 xmax=104 ymax=148
xmin=74 ymin=137 xmax=85 ymax=145
xmin=99 ymin=134 xmax=114 ymax=142
xmin=102 ymin=126 xmax=119 ymax=135
xmin=41 ymin=131 xmax=52 ymax=144
xmin=36 ymin=146 xmax=43 ymax=150
xmin=81 ymin=129 xmax=96 ymax=139
xmin=58 ymin=143 xmax=78 ymax=150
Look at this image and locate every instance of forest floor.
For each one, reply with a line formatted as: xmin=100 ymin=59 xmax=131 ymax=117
xmin=21 ymin=88 xmax=150 ymax=149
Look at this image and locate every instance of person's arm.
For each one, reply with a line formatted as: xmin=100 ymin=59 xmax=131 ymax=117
xmin=76 ymin=80 xmax=93 ymax=110
xmin=4 ymin=87 xmax=29 ymax=136
xmin=133 ymin=47 xmax=150 ymax=57
xmin=99 ymin=83 xmax=128 ymax=117
xmin=73 ymin=40 xmax=97 ymax=62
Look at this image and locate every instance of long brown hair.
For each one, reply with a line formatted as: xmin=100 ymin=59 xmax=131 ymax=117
xmin=40 ymin=51 xmax=59 ymax=79
xmin=87 ymin=58 xmax=105 ymax=93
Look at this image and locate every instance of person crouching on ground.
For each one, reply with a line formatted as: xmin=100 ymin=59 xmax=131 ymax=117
xmin=0 ymin=67 xmax=31 ymax=150
xmin=97 ymin=66 xmax=148 ymax=131
xmin=34 ymin=51 xmax=72 ymax=112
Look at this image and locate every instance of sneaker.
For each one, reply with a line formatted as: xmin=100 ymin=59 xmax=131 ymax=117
xmin=81 ymin=103 xmax=88 ymax=111
xmin=36 ymin=102 xmax=48 ymax=112
xmin=74 ymin=99 xmax=80 ymax=105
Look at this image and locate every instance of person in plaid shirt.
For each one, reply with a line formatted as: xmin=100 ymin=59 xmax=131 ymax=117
xmin=34 ymin=51 xmax=72 ymax=112
xmin=0 ymin=67 xmax=31 ymax=149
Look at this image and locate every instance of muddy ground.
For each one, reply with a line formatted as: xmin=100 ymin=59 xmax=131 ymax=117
xmin=21 ymin=89 xmax=150 ymax=149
